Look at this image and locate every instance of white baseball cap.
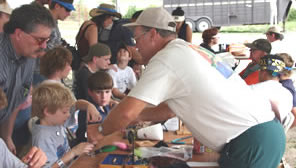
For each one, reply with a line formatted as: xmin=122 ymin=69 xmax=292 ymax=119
xmin=0 ymin=3 xmax=12 ymax=15
xmin=124 ymin=7 xmax=176 ymax=32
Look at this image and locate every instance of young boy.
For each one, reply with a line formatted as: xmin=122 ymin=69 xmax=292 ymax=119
xmin=279 ymin=53 xmax=296 ymax=128
xmin=31 ymin=82 xmax=94 ymax=168
xmin=40 ymin=46 xmax=72 ymax=82
xmin=76 ymin=71 xmax=115 ymax=143
xmin=250 ymin=54 xmax=293 ymax=123
xmin=108 ymin=43 xmax=137 ymax=95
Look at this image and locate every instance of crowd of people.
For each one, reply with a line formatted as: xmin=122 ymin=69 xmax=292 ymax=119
xmin=0 ymin=0 xmax=295 ymax=168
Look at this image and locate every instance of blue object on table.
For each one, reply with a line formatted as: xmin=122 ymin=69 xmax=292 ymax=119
xmin=171 ymin=136 xmax=193 ymax=144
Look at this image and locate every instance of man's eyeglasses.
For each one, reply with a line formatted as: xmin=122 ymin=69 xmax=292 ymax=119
xmin=132 ymin=32 xmax=147 ymax=44
xmin=26 ymin=33 xmax=50 ymax=46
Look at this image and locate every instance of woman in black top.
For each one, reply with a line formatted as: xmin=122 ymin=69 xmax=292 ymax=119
xmin=172 ymin=7 xmax=192 ymax=43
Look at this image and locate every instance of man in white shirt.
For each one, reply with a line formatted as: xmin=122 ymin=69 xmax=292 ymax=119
xmin=88 ymin=7 xmax=285 ymax=168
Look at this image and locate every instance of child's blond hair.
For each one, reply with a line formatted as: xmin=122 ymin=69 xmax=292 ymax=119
xmin=278 ymin=53 xmax=294 ymax=77
xmin=32 ymin=82 xmax=75 ymax=119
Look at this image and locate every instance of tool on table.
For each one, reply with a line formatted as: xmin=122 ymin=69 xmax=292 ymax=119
xmin=88 ymin=145 xmax=117 ymax=157
xmin=127 ymin=129 xmax=137 ymax=164
xmin=170 ymin=135 xmax=193 ymax=144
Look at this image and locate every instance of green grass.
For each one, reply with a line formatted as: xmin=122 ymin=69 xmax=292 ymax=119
xmin=220 ymin=21 xmax=296 ymax=33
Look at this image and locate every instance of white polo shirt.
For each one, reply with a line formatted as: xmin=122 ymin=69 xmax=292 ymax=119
xmin=129 ymin=39 xmax=275 ymax=151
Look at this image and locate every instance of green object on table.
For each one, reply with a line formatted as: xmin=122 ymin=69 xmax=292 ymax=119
xmin=94 ymin=145 xmax=117 ymax=155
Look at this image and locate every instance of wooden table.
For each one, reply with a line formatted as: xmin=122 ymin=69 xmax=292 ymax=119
xmin=69 ymin=130 xmax=219 ymax=168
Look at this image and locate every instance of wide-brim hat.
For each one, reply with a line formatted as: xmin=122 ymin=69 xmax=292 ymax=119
xmin=89 ymin=3 xmax=121 ymax=18
xmin=265 ymin=26 xmax=284 ymax=40
xmin=0 ymin=2 xmax=13 ymax=15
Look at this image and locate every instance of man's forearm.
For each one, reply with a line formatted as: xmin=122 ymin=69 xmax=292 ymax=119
xmin=0 ymin=106 xmax=20 ymax=139
xmin=102 ymin=96 xmax=147 ymax=135
xmin=137 ymin=102 xmax=175 ymax=122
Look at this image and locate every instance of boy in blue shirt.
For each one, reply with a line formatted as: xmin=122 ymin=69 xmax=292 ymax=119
xmin=76 ymin=71 xmax=115 ymax=143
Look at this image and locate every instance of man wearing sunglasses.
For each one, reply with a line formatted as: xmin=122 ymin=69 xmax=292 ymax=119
xmin=0 ymin=4 xmax=55 ymax=158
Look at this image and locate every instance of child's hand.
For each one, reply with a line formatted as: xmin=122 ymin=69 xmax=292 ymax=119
xmin=72 ymin=142 xmax=95 ymax=156
xmin=22 ymin=147 xmax=47 ymax=168
xmin=87 ymin=103 xmax=102 ymax=122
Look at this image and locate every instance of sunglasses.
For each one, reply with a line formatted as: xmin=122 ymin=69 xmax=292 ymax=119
xmin=25 ymin=32 xmax=50 ymax=46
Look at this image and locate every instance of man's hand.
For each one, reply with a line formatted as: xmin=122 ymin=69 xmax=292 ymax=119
xmin=87 ymin=124 xmax=104 ymax=144
xmin=22 ymin=147 xmax=47 ymax=168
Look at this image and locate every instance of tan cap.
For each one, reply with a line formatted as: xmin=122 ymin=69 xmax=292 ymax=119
xmin=0 ymin=3 xmax=13 ymax=15
xmin=82 ymin=43 xmax=111 ymax=62
xmin=124 ymin=7 xmax=176 ymax=32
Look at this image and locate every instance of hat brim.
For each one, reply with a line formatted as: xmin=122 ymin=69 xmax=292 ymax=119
xmin=52 ymin=0 xmax=75 ymax=11
xmin=0 ymin=3 xmax=13 ymax=15
xmin=82 ymin=55 xmax=92 ymax=62
xmin=123 ymin=22 xmax=141 ymax=28
xmin=173 ymin=15 xmax=185 ymax=22
xmin=89 ymin=8 xmax=121 ymax=18
xmin=62 ymin=3 xmax=75 ymax=11
xmin=244 ymin=43 xmax=257 ymax=50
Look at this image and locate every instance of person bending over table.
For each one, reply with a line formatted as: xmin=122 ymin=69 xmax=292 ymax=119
xmin=88 ymin=7 xmax=286 ymax=168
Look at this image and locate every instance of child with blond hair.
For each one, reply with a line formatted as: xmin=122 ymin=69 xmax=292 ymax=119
xmin=31 ymin=82 xmax=94 ymax=168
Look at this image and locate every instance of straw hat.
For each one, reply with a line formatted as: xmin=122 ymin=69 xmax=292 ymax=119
xmin=0 ymin=2 xmax=12 ymax=15
xmin=265 ymin=26 xmax=284 ymax=40
xmin=89 ymin=3 xmax=121 ymax=18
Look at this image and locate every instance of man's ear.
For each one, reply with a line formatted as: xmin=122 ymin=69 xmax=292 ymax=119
xmin=14 ymin=28 xmax=23 ymax=41
xmin=150 ymin=28 xmax=158 ymax=39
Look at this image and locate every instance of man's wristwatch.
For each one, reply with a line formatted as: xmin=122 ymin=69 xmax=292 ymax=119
xmin=57 ymin=159 xmax=65 ymax=168
xmin=98 ymin=125 xmax=103 ymax=133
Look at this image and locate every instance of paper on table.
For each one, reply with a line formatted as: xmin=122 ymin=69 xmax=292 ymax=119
xmin=137 ymin=123 xmax=163 ymax=140
xmin=163 ymin=117 xmax=179 ymax=131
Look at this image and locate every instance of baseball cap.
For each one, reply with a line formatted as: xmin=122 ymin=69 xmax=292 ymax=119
xmin=82 ymin=43 xmax=111 ymax=62
xmin=0 ymin=2 xmax=13 ymax=15
xmin=124 ymin=7 xmax=176 ymax=32
xmin=244 ymin=39 xmax=271 ymax=53
xmin=259 ymin=54 xmax=285 ymax=76
xmin=52 ymin=0 xmax=75 ymax=11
